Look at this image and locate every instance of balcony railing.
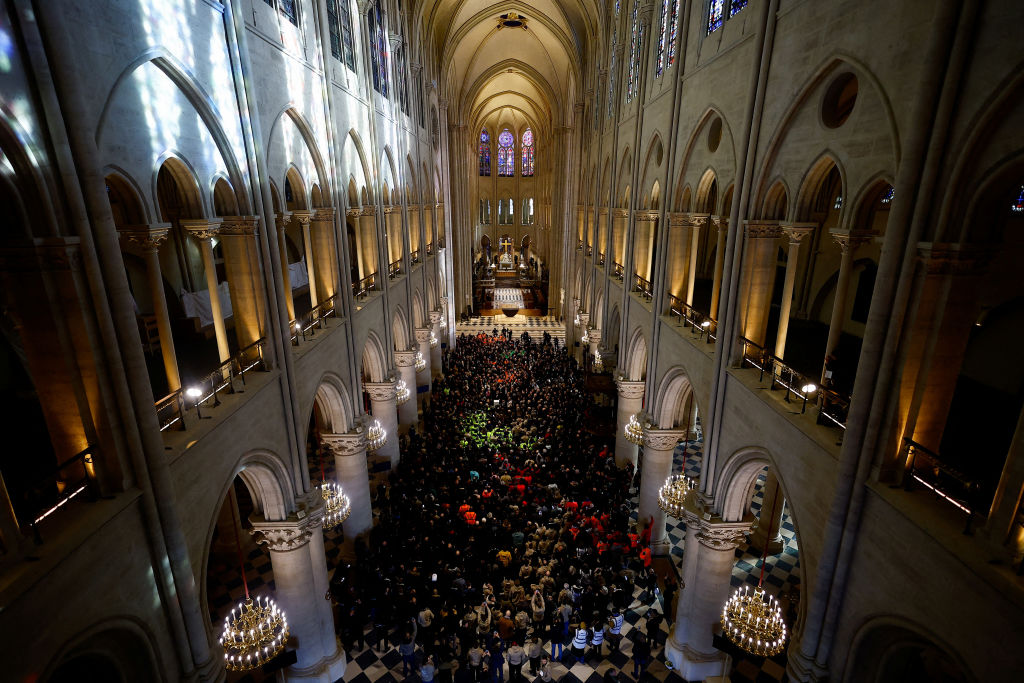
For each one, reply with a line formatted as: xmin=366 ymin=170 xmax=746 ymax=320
xmin=291 ymin=294 xmax=339 ymax=343
xmin=585 ymin=246 xmax=593 ymax=257
xmin=633 ymin=274 xmax=653 ymax=301
xmin=598 ymin=252 xmax=606 ymax=266
xmin=667 ymin=295 xmax=717 ymax=343
xmin=426 ymin=242 xmax=434 ymax=255
xmin=24 ymin=445 xmax=98 ymax=544
xmin=353 ymin=272 xmax=378 ymax=300
xmin=577 ymin=240 xmax=584 ymax=251
xmin=612 ymin=262 xmax=624 ymax=281
xmin=156 ymin=337 xmax=268 ymax=432
xmin=901 ymin=438 xmax=981 ymax=533
xmin=739 ymin=337 xmax=850 ymax=431
xmin=388 ymin=258 xmax=402 ymax=279
xmin=411 ymin=249 xmax=421 ymax=264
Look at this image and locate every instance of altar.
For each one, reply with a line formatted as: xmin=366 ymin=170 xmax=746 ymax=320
xmin=498 ymin=251 xmax=516 ymax=272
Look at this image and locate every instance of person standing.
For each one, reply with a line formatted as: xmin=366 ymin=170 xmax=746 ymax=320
xmin=506 ymin=641 xmax=526 ymax=683
xmin=421 ymin=655 xmax=437 ymax=683
xmin=526 ymin=635 xmax=543 ymax=676
xmin=631 ymin=634 xmax=650 ymax=680
xmin=400 ymin=618 xmax=419 ymax=678
xmin=570 ymin=620 xmax=588 ymax=665
xmin=468 ymin=641 xmax=486 ymax=682
xmin=607 ymin=608 xmax=624 ymax=652
xmin=488 ymin=636 xmax=505 ymax=683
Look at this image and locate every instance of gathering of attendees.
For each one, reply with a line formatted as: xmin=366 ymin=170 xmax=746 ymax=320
xmin=328 ymin=330 xmax=674 ymax=682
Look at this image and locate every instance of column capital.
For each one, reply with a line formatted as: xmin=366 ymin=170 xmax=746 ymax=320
xmin=394 ymin=350 xmax=417 ymax=367
xmin=615 ymin=378 xmax=646 ymax=399
xmin=312 ymin=207 xmax=337 ymax=222
xmin=781 ymin=223 xmax=816 ymax=244
xmin=635 ymin=209 xmax=659 ymax=222
xmin=668 ymin=212 xmax=691 ymax=227
xmin=642 ymin=427 xmax=686 ymax=451
xmin=410 ymin=62 xmax=422 ymax=75
xmin=743 ymin=220 xmax=782 ymax=239
xmin=0 ymin=237 xmax=82 ymax=272
xmin=830 ymin=229 xmax=872 ymax=253
xmin=118 ymin=223 xmax=172 ymax=250
xmin=364 ymin=381 xmax=397 ymax=402
xmin=695 ymin=519 xmax=753 ymax=551
xmin=275 ymin=211 xmax=292 ymax=229
xmin=689 ymin=213 xmax=711 ymax=229
xmin=588 ymin=329 xmax=602 ymax=344
xmin=577 ymin=312 xmax=590 ymax=327
xmin=429 ymin=310 xmax=441 ymax=324
xmin=383 ymin=205 xmax=402 ymax=215
xmin=321 ymin=431 xmax=368 ymax=457
xmin=346 ymin=207 xmax=362 ymax=219
xmin=220 ymin=215 xmax=261 ymax=235
xmin=356 ymin=0 xmax=372 ymax=13
xmin=360 ymin=206 xmax=377 ymax=217
xmin=917 ymin=242 xmax=993 ymax=275
xmin=388 ymin=32 xmax=402 ymax=51
xmin=290 ymin=209 xmax=313 ymax=226
xmin=414 ymin=328 xmax=431 ymax=343
xmin=438 ymin=97 xmax=448 ymax=111
xmin=407 ymin=203 xmax=422 ymax=212
xmin=712 ymin=215 xmax=729 ymax=231
xmin=180 ymin=218 xmax=224 ymax=240
xmin=250 ymin=514 xmax=319 ymax=552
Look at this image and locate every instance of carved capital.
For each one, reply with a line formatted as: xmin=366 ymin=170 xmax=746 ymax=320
xmin=668 ymin=212 xmax=690 ymax=228
xmin=394 ymin=350 xmax=416 ymax=367
xmin=429 ymin=310 xmax=441 ymax=324
xmin=180 ymin=218 xmax=223 ymax=241
xmin=830 ymin=230 xmax=872 ymax=254
xmin=696 ymin=519 xmax=753 ymax=551
xmin=781 ymin=223 xmax=816 ymax=244
xmin=219 ymin=215 xmax=260 ymax=236
xmin=360 ymin=206 xmax=377 ymax=217
xmin=346 ymin=208 xmax=362 ymax=219
xmin=275 ymin=212 xmax=292 ymax=229
xmin=414 ymin=328 xmax=431 ymax=343
xmin=438 ymin=97 xmax=448 ymax=111
xmin=118 ymin=224 xmax=171 ymax=251
xmin=634 ymin=210 xmax=659 ymax=222
xmin=384 ymin=205 xmax=403 ymax=215
xmin=0 ymin=238 xmax=82 ymax=272
xmin=410 ymin=62 xmax=422 ymax=75
xmin=615 ymin=378 xmax=645 ymax=399
xmin=642 ymin=427 xmax=686 ymax=452
xmin=290 ymin=209 xmax=312 ymax=226
xmin=364 ymin=381 xmax=397 ymax=402
xmin=743 ymin=220 xmax=782 ymax=239
xmin=587 ymin=329 xmax=602 ymax=344
xmin=312 ymin=207 xmax=337 ymax=222
xmin=321 ymin=431 xmax=368 ymax=457
xmin=712 ymin=215 xmax=729 ymax=231
xmin=250 ymin=518 xmax=316 ymax=552
xmin=918 ymin=243 xmax=993 ymax=276
xmin=577 ymin=313 xmax=590 ymax=327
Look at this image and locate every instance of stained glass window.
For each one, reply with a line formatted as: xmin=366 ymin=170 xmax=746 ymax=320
xmin=1012 ymin=185 xmax=1024 ymax=213
xmin=881 ymin=186 xmax=895 ymax=205
xmin=615 ymin=1 xmax=621 ymax=15
xmin=656 ymin=0 xmax=668 ymax=77
xmin=607 ymin=30 xmax=617 ymax=118
xmin=327 ymin=0 xmax=356 ymax=70
xmin=280 ymin=0 xmax=298 ymax=25
xmin=498 ymin=129 xmax=515 ymax=177
xmin=708 ymin=0 xmax=724 ymax=34
xmin=668 ymin=0 xmax=680 ymax=66
xmin=626 ymin=3 xmax=640 ymax=102
xmin=521 ymin=128 xmax=535 ymax=177
xmin=834 ymin=195 xmax=843 ymax=210
xmin=730 ymin=1 xmax=749 ymax=18
xmin=479 ymin=129 xmax=491 ymax=176
xmin=368 ymin=1 xmax=389 ymax=97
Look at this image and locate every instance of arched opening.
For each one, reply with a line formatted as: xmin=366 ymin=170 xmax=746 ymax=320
xmin=47 ymin=625 xmax=160 ymax=683
xmin=847 ymin=620 xmax=972 ymax=683
xmin=213 ymin=177 xmax=239 ymax=217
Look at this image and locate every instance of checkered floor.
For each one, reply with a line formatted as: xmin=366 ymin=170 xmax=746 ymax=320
xmin=494 ymin=288 xmax=526 ymax=307
xmin=457 ymin=315 xmax=566 ymax=344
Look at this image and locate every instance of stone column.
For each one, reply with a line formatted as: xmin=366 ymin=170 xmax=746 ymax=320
xmin=394 ymin=351 xmax=419 ymax=429
xmin=611 ymin=208 xmax=627 ymax=268
xmin=424 ymin=206 xmax=434 ymax=250
xmin=251 ymin=508 xmax=345 ymax=680
xmin=615 ymin=378 xmax=645 ymax=467
xmin=748 ymin=469 xmax=785 ymax=554
xmin=638 ymin=427 xmax=686 ymax=556
xmin=738 ymin=221 xmax=782 ymax=347
xmin=429 ymin=310 xmax=443 ymax=378
xmin=666 ymin=213 xmax=689 ymax=301
xmin=346 ymin=208 xmax=365 ymax=283
xmin=587 ymin=328 xmax=601 ymax=363
xmin=119 ymin=224 xmax=180 ymax=391
xmin=408 ymin=204 xmax=421 ymax=256
xmin=359 ymin=207 xmax=379 ymax=283
xmin=774 ymin=224 xmax=815 ymax=359
xmin=414 ymin=328 xmax=432 ymax=398
xmin=576 ymin=313 xmax=590 ymax=364
xmin=384 ymin=206 xmax=402 ymax=273
xmin=633 ymin=210 xmax=659 ymax=284
xmin=275 ymin=212 xmax=296 ymax=321
xmin=710 ymin=217 xmax=728 ymax=317
xmin=822 ymin=231 xmax=871 ymax=376
xmin=665 ymin=514 xmax=751 ymax=679
xmin=220 ymin=216 xmax=267 ymax=351
xmin=321 ymin=431 xmax=373 ymax=555
xmin=365 ymin=381 xmax=400 ymax=468
xmin=182 ymin=219 xmax=229 ymax=363
xmin=687 ymin=215 xmax=707 ymax=306
xmin=292 ymin=210 xmax=317 ymax=309
xmin=311 ymin=208 xmax=338 ymax=305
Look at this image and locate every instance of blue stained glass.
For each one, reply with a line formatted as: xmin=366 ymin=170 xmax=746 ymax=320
xmin=730 ymin=0 xmax=749 ymax=17
xmin=521 ymin=128 xmax=535 ymax=176
xmin=656 ymin=0 xmax=668 ymax=77
xmin=881 ymin=186 xmax=895 ymax=205
xmin=479 ymin=129 xmax=491 ymax=176
xmin=708 ymin=0 xmax=724 ymax=34
xmin=498 ymin=129 xmax=514 ymax=177
xmin=668 ymin=0 xmax=680 ymax=66
xmin=1012 ymin=185 xmax=1024 ymax=213
xmin=627 ymin=3 xmax=640 ymax=102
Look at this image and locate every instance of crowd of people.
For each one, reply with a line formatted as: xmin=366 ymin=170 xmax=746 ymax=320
xmin=330 ymin=330 xmax=673 ymax=682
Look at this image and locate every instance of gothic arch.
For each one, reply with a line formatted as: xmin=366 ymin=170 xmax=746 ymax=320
xmin=341 ymin=129 xmax=374 ymax=204
xmin=391 ymin=306 xmax=411 ymax=350
xmin=268 ymin=105 xmax=331 ymax=199
xmin=652 ymin=366 xmax=699 ymax=430
xmin=795 ymin=153 xmax=846 ymax=222
xmin=623 ymin=326 xmax=648 ymax=381
xmin=155 ymin=154 xmax=205 ymax=219
xmin=361 ymin=331 xmax=388 ymax=382
xmin=844 ymin=615 xmax=975 ymax=683
xmin=43 ymin=617 xmax=163 ymax=683
xmin=309 ymin=373 xmax=355 ymax=435
xmin=412 ymin=290 xmax=426 ymax=328
xmin=675 ymin=107 xmax=738 ymax=206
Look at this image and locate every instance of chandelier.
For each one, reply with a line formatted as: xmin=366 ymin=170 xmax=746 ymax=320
xmin=321 ymin=480 xmax=351 ymax=529
xmin=366 ymin=419 xmax=387 ymax=452
xmin=429 ymin=332 xmax=439 ymax=348
xmin=220 ymin=595 xmax=290 ymax=671
xmin=395 ymin=379 xmax=411 ymax=405
xmin=415 ymin=350 xmax=427 ymax=372
xmin=657 ymin=474 xmax=693 ymax=517
xmin=581 ymin=328 xmax=590 ymax=344
xmin=593 ymin=350 xmax=604 ymax=373
xmin=624 ymin=413 xmax=645 ymax=445
xmin=574 ymin=313 xmax=580 ymax=327
xmin=721 ymin=493 xmax=787 ymax=656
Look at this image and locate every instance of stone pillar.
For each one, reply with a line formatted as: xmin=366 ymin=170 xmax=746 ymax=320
xmin=665 ymin=514 xmax=751 ymax=679
xmin=738 ymin=221 xmax=782 ymax=347
xmin=220 ymin=216 xmax=267 ymax=351
xmin=710 ymin=217 xmax=728 ymax=317
xmin=686 ymin=215 xmax=706 ymax=306
xmin=614 ymin=378 xmax=645 ymax=467
xmin=182 ymin=219 xmax=229 ymax=363
xmin=251 ymin=508 xmax=345 ymax=680
xmin=414 ymin=328 xmax=432 ymax=398
xmin=311 ymin=208 xmax=338 ymax=305
xmin=365 ymin=381 xmax=400 ymax=468
xmin=359 ymin=207 xmax=379 ymax=282
xmin=321 ymin=431 xmax=373 ymax=554
xmin=666 ymin=213 xmax=689 ymax=301
xmin=119 ymin=224 xmax=180 ymax=391
xmin=408 ymin=205 xmax=421 ymax=255
xmin=347 ymin=208 xmax=365 ymax=283
xmin=429 ymin=310 xmax=443 ymax=378
xmin=748 ymin=469 xmax=785 ymax=554
xmin=292 ymin=210 xmax=317 ymax=309
xmin=638 ymin=427 xmax=686 ymax=556
xmin=394 ymin=351 xmax=419 ymax=429
xmin=822 ymin=231 xmax=871 ymax=376
xmin=424 ymin=206 xmax=434 ymax=250
xmin=611 ymin=208 xmax=627 ymax=267
xmin=384 ymin=206 xmax=402 ymax=272
xmin=587 ymin=328 xmax=601 ymax=363
xmin=633 ymin=210 xmax=659 ymax=284
xmin=576 ymin=313 xmax=590 ymax=364
xmin=774 ymin=224 xmax=815 ymax=359
xmin=275 ymin=213 xmax=296 ymax=321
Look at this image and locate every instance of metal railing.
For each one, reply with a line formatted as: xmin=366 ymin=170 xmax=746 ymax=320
xmin=612 ymin=262 xmax=624 ymax=280
xmin=901 ymin=438 xmax=981 ymax=533
xmin=426 ymin=242 xmax=434 ymax=255
xmin=738 ymin=337 xmax=850 ymax=431
xmin=291 ymin=294 xmax=339 ymax=343
xmin=388 ymin=258 xmax=402 ymax=279
xmin=598 ymin=252 xmax=606 ymax=266
xmin=353 ymin=272 xmax=378 ymax=299
xmin=411 ymin=249 xmax=421 ymax=264
xmin=156 ymin=338 xmax=268 ymax=432
xmin=667 ymin=295 xmax=718 ymax=343
xmin=24 ymin=445 xmax=98 ymax=543
xmin=577 ymin=240 xmax=584 ymax=251
xmin=633 ymin=274 xmax=653 ymax=300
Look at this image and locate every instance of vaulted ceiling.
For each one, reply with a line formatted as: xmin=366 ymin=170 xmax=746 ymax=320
xmin=416 ymin=1 xmax=602 ymax=139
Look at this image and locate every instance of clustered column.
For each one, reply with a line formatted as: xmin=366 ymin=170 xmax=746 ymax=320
xmin=614 ymin=378 xmax=645 ymax=467
xmin=738 ymin=221 xmax=783 ymax=347
xmin=181 ymin=218 xmax=230 ymax=363
xmin=220 ymin=215 xmax=267 ymax=351
xmin=774 ymin=224 xmax=815 ymax=359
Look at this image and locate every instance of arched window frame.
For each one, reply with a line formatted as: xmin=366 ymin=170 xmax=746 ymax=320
xmin=667 ymin=0 xmax=681 ymax=67
xmin=497 ymin=129 xmax=515 ymax=177
xmin=479 ymin=129 xmax=492 ymax=176
xmin=656 ymin=0 xmax=669 ymax=78
xmin=368 ymin=0 xmax=389 ymax=97
xmin=607 ymin=30 xmax=617 ymax=118
xmin=521 ymin=128 xmax=535 ymax=177
xmin=626 ymin=2 xmax=641 ymax=103
xmin=327 ymin=0 xmax=357 ymax=71
xmin=708 ymin=0 xmax=725 ymax=34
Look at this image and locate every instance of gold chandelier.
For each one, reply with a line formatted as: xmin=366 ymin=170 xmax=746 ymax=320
xmin=220 ymin=595 xmax=290 ymax=671
xmin=624 ymin=413 xmax=645 ymax=445
xmin=657 ymin=474 xmax=693 ymax=517
xmin=366 ymin=419 xmax=387 ymax=452
xmin=415 ymin=350 xmax=427 ymax=372
xmin=395 ymin=379 xmax=411 ymax=405
xmin=593 ymin=350 xmax=604 ymax=373
xmin=321 ymin=480 xmax=351 ymax=529
xmin=429 ymin=332 xmax=439 ymax=348
xmin=581 ymin=328 xmax=590 ymax=344
xmin=722 ymin=585 xmax=787 ymax=657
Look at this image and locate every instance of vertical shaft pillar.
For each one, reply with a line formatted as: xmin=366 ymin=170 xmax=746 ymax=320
xmin=365 ymin=381 xmax=400 ymax=468
xmin=615 ymin=378 xmax=645 ymax=468
xmin=182 ymin=219 xmax=229 ymax=363
xmin=774 ymin=224 xmax=815 ymax=359
xmin=638 ymin=428 xmax=686 ymax=555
